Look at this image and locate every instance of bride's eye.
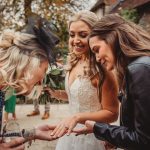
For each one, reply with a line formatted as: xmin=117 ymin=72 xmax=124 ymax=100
xmin=79 ymin=32 xmax=88 ymax=38
xmin=69 ymin=32 xmax=75 ymax=38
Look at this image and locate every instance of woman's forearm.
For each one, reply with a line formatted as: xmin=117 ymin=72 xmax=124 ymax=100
xmin=51 ymin=89 xmax=68 ymax=101
xmin=74 ymin=109 xmax=118 ymax=124
xmin=57 ymin=90 xmax=68 ymax=101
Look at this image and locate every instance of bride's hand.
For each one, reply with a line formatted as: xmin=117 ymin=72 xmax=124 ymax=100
xmin=44 ymin=88 xmax=58 ymax=99
xmin=50 ymin=116 xmax=79 ymax=138
xmin=73 ymin=120 xmax=95 ymax=136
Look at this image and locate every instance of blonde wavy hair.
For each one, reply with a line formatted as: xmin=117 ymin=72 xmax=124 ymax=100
xmin=65 ymin=10 xmax=99 ymax=71
xmin=0 ymin=29 xmax=48 ymax=94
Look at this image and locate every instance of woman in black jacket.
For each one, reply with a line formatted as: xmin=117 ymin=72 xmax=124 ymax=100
xmin=74 ymin=14 xmax=150 ymax=150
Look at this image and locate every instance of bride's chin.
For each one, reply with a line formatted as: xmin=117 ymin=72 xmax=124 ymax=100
xmin=73 ymin=50 xmax=86 ymax=56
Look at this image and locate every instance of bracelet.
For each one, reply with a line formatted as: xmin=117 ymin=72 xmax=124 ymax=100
xmin=22 ymin=128 xmax=36 ymax=140
xmin=22 ymin=128 xmax=36 ymax=148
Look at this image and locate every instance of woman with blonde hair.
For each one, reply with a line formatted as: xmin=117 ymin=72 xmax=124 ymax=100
xmin=47 ymin=10 xmax=119 ymax=150
xmin=0 ymin=17 xmax=59 ymax=149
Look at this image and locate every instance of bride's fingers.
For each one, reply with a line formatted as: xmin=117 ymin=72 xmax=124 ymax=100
xmin=50 ymin=125 xmax=62 ymax=136
xmin=67 ymin=123 xmax=75 ymax=136
xmin=51 ymin=124 xmax=65 ymax=137
xmin=57 ymin=127 xmax=68 ymax=137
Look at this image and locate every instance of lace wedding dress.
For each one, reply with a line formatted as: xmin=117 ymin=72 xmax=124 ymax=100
xmin=55 ymin=73 xmax=106 ymax=150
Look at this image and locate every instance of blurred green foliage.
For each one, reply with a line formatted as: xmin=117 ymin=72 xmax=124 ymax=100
xmin=120 ymin=9 xmax=139 ymax=23
xmin=39 ymin=65 xmax=66 ymax=104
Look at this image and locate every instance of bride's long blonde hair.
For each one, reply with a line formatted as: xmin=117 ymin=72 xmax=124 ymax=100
xmin=65 ymin=10 xmax=99 ymax=72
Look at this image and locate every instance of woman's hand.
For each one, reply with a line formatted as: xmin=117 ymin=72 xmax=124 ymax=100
xmin=104 ymin=141 xmax=117 ymax=150
xmin=0 ymin=137 xmax=25 ymax=150
xmin=50 ymin=116 xmax=79 ymax=138
xmin=44 ymin=87 xmax=68 ymax=101
xmin=73 ymin=120 xmax=95 ymax=136
xmin=35 ymin=124 xmax=57 ymax=141
xmin=44 ymin=88 xmax=57 ymax=98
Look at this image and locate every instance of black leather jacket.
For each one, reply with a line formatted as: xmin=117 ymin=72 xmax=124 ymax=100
xmin=93 ymin=56 xmax=150 ymax=150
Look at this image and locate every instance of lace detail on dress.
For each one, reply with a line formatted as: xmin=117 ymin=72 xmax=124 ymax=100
xmin=56 ymin=73 xmax=105 ymax=150
xmin=65 ymin=73 xmax=101 ymax=114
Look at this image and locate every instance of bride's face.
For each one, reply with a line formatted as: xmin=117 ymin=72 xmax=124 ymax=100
xmin=68 ymin=20 xmax=91 ymax=56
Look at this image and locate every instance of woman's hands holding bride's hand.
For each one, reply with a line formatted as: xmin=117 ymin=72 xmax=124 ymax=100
xmin=35 ymin=124 xmax=57 ymax=141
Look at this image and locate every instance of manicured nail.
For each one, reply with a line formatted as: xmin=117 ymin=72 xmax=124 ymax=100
xmin=50 ymin=133 xmax=54 ymax=136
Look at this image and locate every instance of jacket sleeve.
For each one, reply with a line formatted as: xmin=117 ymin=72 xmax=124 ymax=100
xmin=93 ymin=63 xmax=150 ymax=149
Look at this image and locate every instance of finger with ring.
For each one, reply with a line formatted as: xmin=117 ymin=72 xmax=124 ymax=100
xmin=65 ymin=126 xmax=69 ymax=129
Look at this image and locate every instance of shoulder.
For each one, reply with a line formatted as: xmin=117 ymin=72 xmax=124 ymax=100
xmin=128 ymin=56 xmax=150 ymax=74
xmin=103 ymin=70 xmax=118 ymax=92
xmin=90 ymin=72 xmax=99 ymax=88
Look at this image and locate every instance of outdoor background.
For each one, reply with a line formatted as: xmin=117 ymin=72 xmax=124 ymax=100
xmin=0 ymin=0 xmax=150 ymax=149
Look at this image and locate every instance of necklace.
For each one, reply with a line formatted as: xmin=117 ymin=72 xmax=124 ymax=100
xmin=77 ymin=59 xmax=92 ymax=77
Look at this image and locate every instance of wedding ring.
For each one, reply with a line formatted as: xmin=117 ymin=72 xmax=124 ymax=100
xmin=65 ymin=126 xmax=69 ymax=129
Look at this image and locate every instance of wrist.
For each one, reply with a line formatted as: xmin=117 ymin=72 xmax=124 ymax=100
xmin=34 ymin=128 xmax=38 ymax=139
xmin=22 ymin=128 xmax=36 ymax=140
xmin=73 ymin=114 xmax=81 ymax=123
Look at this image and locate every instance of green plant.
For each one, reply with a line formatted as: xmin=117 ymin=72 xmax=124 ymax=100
xmin=120 ymin=9 xmax=139 ymax=23
xmin=39 ymin=66 xmax=66 ymax=104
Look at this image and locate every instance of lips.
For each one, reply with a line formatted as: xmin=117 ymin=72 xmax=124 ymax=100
xmin=74 ymin=45 xmax=84 ymax=52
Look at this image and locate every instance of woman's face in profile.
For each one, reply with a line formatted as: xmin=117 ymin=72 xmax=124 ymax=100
xmin=69 ymin=20 xmax=91 ymax=56
xmin=89 ymin=36 xmax=115 ymax=71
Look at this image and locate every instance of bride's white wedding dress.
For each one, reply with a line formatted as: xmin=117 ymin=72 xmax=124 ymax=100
xmin=55 ymin=73 xmax=105 ymax=150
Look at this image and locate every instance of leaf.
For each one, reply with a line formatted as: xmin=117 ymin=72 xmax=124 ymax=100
xmin=50 ymin=69 xmax=61 ymax=75
xmin=49 ymin=78 xmax=57 ymax=88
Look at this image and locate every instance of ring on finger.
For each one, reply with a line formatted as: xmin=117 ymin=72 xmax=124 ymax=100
xmin=64 ymin=126 xmax=69 ymax=129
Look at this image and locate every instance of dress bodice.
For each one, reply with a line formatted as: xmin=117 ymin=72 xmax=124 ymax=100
xmin=56 ymin=73 xmax=105 ymax=150
xmin=65 ymin=72 xmax=101 ymax=114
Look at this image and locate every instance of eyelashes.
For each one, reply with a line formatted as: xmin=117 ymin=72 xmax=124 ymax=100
xmin=91 ymin=47 xmax=99 ymax=54
xmin=69 ymin=32 xmax=89 ymax=38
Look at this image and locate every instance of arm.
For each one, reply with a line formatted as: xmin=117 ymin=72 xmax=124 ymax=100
xmin=73 ymin=70 xmax=119 ymax=124
xmin=51 ymin=71 xmax=119 ymax=137
xmin=93 ymin=63 xmax=150 ymax=149
xmin=45 ymin=88 xmax=68 ymax=101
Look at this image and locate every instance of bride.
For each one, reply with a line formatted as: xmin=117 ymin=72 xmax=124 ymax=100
xmin=48 ymin=10 xmax=119 ymax=150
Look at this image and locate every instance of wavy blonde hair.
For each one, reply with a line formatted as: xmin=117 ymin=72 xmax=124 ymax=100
xmin=65 ymin=10 xmax=99 ymax=71
xmin=0 ymin=30 xmax=48 ymax=94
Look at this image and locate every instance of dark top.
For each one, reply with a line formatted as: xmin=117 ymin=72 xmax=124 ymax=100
xmin=93 ymin=56 xmax=150 ymax=150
